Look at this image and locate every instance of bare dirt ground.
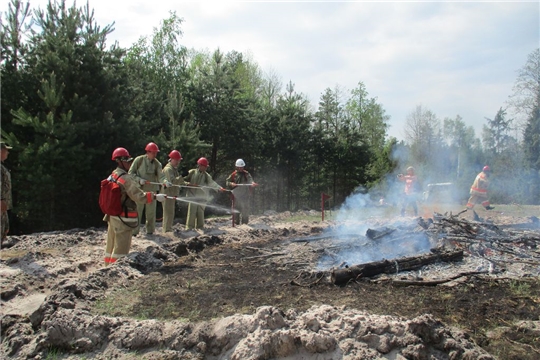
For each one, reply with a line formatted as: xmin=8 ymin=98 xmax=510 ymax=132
xmin=1 ymin=205 xmax=539 ymax=359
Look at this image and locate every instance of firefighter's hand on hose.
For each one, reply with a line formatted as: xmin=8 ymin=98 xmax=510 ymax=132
xmin=154 ymin=193 xmax=166 ymax=203
xmin=164 ymin=180 xmax=173 ymax=188
xmin=230 ymin=182 xmax=237 ymax=188
xmin=251 ymin=182 xmax=259 ymax=187
xmin=219 ymin=187 xmax=227 ymax=192
xmin=139 ymin=178 xmax=147 ymax=185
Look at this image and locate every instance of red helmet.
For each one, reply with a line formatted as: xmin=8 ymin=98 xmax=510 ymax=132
xmin=169 ymin=150 xmax=182 ymax=160
xmin=111 ymin=147 xmax=132 ymax=161
xmin=483 ymin=165 xmax=490 ymax=172
xmin=145 ymin=142 xmax=160 ymax=152
xmin=197 ymin=157 xmax=209 ymax=167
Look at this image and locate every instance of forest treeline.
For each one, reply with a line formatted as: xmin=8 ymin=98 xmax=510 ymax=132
xmin=1 ymin=0 xmax=539 ymax=234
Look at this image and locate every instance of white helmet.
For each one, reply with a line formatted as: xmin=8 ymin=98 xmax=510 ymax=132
xmin=235 ymin=159 xmax=246 ymax=167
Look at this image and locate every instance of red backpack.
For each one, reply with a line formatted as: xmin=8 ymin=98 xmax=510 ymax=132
xmin=99 ymin=173 xmax=126 ymax=216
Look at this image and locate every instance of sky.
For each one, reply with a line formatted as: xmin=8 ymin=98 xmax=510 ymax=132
xmin=2 ymin=0 xmax=539 ymax=140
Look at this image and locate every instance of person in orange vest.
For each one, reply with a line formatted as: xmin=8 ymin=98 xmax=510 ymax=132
xmin=466 ymin=165 xmax=494 ymax=210
xmin=397 ymin=166 xmax=419 ymax=216
xmin=104 ymin=148 xmax=165 ymax=265
xmin=226 ymin=159 xmax=258 ymax=225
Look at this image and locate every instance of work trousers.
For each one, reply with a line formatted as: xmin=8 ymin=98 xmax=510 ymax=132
xmin=400 ymin=195 xmax=418 ymax=216
xmin=186 ymin=203 xmax=205 ymax=230
xmin=133 ymin=200 xmax=157 ymax=235
xmin=162 ymin=198 xmax=176 ymax=232
xmin=1 ymin=211 xmax=8 ymax=245
xmin=105 ymin=216 xmax=137 ymax=265
xmin=466 ymin=193 xmax=490 ymax=209
xmin=233 ymin=196 xmax=250 ymax=225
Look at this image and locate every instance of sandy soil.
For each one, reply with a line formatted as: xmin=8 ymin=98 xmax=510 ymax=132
xmin=1 ymin=208 xmax=539 ymax=359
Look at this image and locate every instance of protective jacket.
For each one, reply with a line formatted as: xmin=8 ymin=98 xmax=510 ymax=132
xmin=470 ymin=171 xmax=489 ymax=198
xmin=129 ymin=155 xmax=166 ymax=192
xmin=184 ymin=169 xmax=222 ymax=199
xmin=103 ymin=167 xmax=153 ymax=222
xmin=226 ymin=170 xmax=253 ymax=196
xmin=400 ymin=175 xmax=418 ymax=196
xmin=163 ymin=162 xmax=185 ymax=197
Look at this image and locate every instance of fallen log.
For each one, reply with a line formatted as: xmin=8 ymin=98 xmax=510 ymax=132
xmin=331 ymin=249 xmax=464 ymax=285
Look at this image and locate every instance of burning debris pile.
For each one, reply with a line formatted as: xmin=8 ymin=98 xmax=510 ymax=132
xmin=295 ymin=211 xmax=540 ymax=284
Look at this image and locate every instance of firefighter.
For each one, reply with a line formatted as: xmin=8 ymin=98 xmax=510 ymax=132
xmin=397 ymin=166 xmax=419 ymax=216
xmin=466 ymin=165 xmax=494 ymax=210
xmin=128 ymin=142 xmax=172 ymax=236
xmin=226 ymin=159 xmax=258 ymax=225
xmin=183 ymin=157 xmax=226 ymax=230
xmin=162 ymin=150 xmax=186 ymax=232
xmin=1 ymin=142 xmax=13 ymax=246
xmin=104 ymin=148 xmax=165 ymax=265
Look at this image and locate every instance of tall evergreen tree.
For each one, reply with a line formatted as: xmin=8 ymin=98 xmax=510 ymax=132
xmin=522 ymin=106 xmax=540 ymax=203
xmin=2 ymin=0 xmax=132 ymax=231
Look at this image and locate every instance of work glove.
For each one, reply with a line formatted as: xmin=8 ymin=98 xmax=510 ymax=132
xmin=139 ymin=178 xmax=147 ymax=186
xmin=230 ymin=182 xmax=237 ymax=187
xmin=155 ymin=193 xmax=166 ymax=203
xmin=164 ymin=180 xmax=173 ymax=188
xmin=219 ymin=187 xmax=228 ymax=192
xmin=251 ymin=182 xmax=259 ymax=187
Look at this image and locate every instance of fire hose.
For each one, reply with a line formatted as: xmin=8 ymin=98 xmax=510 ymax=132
xmin=162 ymin=195 xmax=239 ymax=213
xmin=144 ymin=181 xmax=231 ymax=192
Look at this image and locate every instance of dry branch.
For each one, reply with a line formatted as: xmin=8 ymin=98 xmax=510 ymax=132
xmin=389 ymin=271 xmax=489 ymax=286
xmin=244 ymin=252 xmax=288 ymax=260
xmin=504 ymin=336 xmax=540 ymax=355
xmin=290 ymin=273 xmax=325 ymax=287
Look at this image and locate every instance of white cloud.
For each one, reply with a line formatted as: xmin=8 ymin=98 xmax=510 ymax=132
xmin=2 ymin=0 xmax=538 ymax=140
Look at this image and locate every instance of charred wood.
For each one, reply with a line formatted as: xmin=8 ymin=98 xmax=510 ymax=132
xmin=331 ymin=250 xmax=464 ymax=285
xmin=365 ymin=227 xmax=395 ymax=240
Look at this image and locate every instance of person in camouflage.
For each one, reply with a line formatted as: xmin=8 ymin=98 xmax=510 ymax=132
xmin=104 ymin=148 xmax=166 ymax=265
xmin=128 ymin=142 xmax=171 ymax=236
xmin=1 ymin=142 xmax=13 ymax=245
xmin=226 ymin=159 xmax=258 ymax=225
xmin=183 ymin=157 xmax=226 ymax=230
xmin=162 ymin=150 xmax=186 ymax=232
